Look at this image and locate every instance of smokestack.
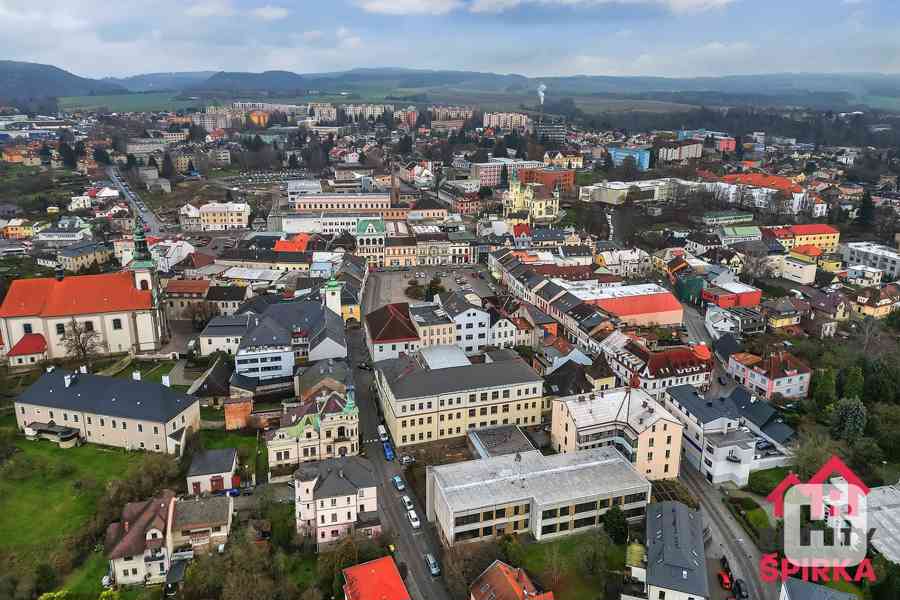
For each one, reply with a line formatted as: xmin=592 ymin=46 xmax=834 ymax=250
xmin=537 ymin=83 xmax=547 ymax=125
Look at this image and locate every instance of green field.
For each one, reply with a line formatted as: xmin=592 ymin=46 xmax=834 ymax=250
xmin=58 ymin=92 xmax=201 ymax=112
xmin=517 ymin=533 xmax=626 ymax=600
xmin=0 ymin=428 xmax=143 ymax=574
xmin=200 ymin=428 xmax=261 ymax=476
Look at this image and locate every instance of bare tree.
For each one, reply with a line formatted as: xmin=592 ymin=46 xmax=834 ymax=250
xmin=546 ymin=543 xmax=563 ymax=586
xmin=184 ymin=301 xmax=221 ymax=331
xmin=857 ymin=316 xmax=883 ymax=354
xmin=741 ymin=248 xmax=772 ymax=282
xmin=61 ymin=317 xmax=107 ymax=365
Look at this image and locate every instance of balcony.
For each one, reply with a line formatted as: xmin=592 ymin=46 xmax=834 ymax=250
xmin=144 ymin=550 xmax=166 ymax=563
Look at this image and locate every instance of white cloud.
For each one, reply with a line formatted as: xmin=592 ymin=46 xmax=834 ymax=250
xmin=354 ymin=0 xmax=464 ymax=15
xmin=336 ymin=26 xmax=363 ymax=49
xmin=302 ymin=30 xmax=324 ymax=42
xmin=250 ymin=5 xmax=290 ymax=20
xmin=469 ymin=0 xmax=734 ymax=14
xmin=185 ymin=0 xmax=236 ymax=17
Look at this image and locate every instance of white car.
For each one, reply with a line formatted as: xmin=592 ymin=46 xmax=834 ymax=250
xmin=401 ymin=495 xmax=414 ymax=511
xmin=407 ymin=509 xmax=421 ymax=529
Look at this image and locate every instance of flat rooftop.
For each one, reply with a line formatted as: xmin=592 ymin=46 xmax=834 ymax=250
xmin=552 ymin=280 xmax=669 ymax=302
xmin=468 ymin=425 xmax=535 ymax=459
xmin=558 ymin=388 xmax=679 ymax=434
xmin=430 ymin=447 xmax=649 ymax=514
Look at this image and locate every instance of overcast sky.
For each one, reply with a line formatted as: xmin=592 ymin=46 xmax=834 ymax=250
xmin=2 ymin=0 xmax=898 ymax=78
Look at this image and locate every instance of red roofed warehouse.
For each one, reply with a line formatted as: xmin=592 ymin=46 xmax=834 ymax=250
xmin=343 ymin=556 xmax=411 ymax=600
xmin=0 ymin=269 xmax=166 ymax=363
xmin=700 ymin=281 xmax=762 ymax=309
xmin=364 ymin=302 xmax=420 ymax=362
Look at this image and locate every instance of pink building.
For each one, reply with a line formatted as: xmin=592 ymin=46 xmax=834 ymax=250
xmin=716 ymin=137 xmax=737 ymax=153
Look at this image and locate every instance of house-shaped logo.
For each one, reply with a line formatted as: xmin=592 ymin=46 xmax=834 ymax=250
xmin=765 ymin=455 xmax=869 ymax=566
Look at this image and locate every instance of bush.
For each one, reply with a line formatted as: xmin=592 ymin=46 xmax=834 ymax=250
xmin=746 ymin=467 xmax=790 ymax=496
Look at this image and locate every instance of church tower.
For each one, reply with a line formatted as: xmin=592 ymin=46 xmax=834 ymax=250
xmin=323 ymin=277 xmax=343 ymax=320
xmin=129 ymin=216 xmax=169 ymax=347
xmin=130 ymin=216 xmax=156 ymax=292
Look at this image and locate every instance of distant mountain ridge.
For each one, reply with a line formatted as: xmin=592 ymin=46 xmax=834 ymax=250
xmin=0 ymin=60 xmax=124 ymax=100
xmin=103 ymin=71 xmax=217 ymax=92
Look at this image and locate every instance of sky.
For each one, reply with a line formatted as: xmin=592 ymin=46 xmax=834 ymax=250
xmin=1 ymin=0 xmax=899 ymax=79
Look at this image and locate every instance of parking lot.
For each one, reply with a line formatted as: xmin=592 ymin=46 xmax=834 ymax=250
xmin=364 ymin=264 xmax=496 ymax=312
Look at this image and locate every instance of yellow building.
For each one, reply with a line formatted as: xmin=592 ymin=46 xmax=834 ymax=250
xmin=818 ymin=254 xmax=843 ymax=273
xmin=409 ymin=304 xmax=456 ymax=347
xmin=543 ymin=151 xmax=583 ymax=169
xmin=849 ymin=285 xmax=900 ymax=319
xmin=789 ymin=224 xmax=841 ymax=253
xmin=248 ymin=110 xmax=270 ymax=127
xmin=503 ymin=173 xmax=559 ymax=226
xmin=2 ymin=219 xmax=33 ymax=240
xmin=550 ymin=387 xmax=684 ymax=480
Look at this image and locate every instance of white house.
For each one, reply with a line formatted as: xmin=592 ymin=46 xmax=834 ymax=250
xmin=437 ymin=290 xmax=490 ymax=354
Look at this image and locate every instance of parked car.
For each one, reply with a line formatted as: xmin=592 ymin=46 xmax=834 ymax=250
xmin=718 ymin=375 xmax=728 ymax=385
xmin=392 ymin=475 xmax=406 ymax=491
xmin=731 ymin=578 xmax=749 ymax=599
xmin=407 ymin=509 xmax=421 ymax=528
xmin=357 ymin=361 xmax=373 ymax=371
xmin=718 ymin=571 xmax=732 ymax=590
xmin=383 ymin=441 xmax=395 ymax=461
xmin=720 ymin=555 xmax=730 ymax=572
xmin=399 ymin=455 xmax=415 ymax=466
xmin=401 ymin=495 xmax=414 ymax=511
xmin=425 ymin=553 xmax=441 ymax=577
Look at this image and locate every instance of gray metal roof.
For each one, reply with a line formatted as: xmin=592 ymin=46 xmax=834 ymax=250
xmin=17 ymin=369 xmax=197 ymax=423
xmin=201 ymin=314 xmax=254 ymax=338
xmin=430 ymin=447 xmax=649 ymax=514
xmin=666 ymin=384 xmax=741 ymax=424
xmin=172 ymin=496 xmax=231 ymax=529
xmin=293 ymin=456 xmax=376 ymax=500
xmin=187 ymin=448 xmax=237 ymax=477
xmin=783 ymin=578 xmax=856 ymax=600
xmin=240 ymin=300 xmax=345 ymax=351
xmin=645 ymin=501 xmax=709 ymax=598
xmin=376 ymin=353 xmax=542 ymax=400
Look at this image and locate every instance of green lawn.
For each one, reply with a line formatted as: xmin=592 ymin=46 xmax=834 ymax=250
xmin=200 ymin=405 xmax=225 ymax=421
xmin=58 ymin=92 xmax=199 ymax=112
xmin=746 ymin=466 xmax=792 ymax=496
xmin=115 ymin=361 xmax=175 ymax=384
xmin=0 ymin=437 xmax=142 ymax=575
xmin=517 ymin=533 xmax=625 ymax=600
xmin=62 ymin=551 xmax=108 ymax=599
xmin=201 ymin=429 xmax=259 ymax=475
xmin=287 ymin=554 xmax=318 ymax=590
xmin=746 ymin=507 xmax=772 ymax=531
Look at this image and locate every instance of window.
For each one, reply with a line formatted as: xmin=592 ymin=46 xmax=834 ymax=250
xmin=56 ymin=323 xmax=65 ymax=335
xmin=113 ymin=318 xmax=122 ymax=330
xmin=84 ymin=321 xmax=93 ymax=332
xmin=23 ymin=323 xmax=32 ymax=334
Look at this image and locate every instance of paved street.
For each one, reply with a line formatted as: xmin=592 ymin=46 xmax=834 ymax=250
xmin=347 ymin=328 xmax=451 ymax=600
xmin=681 ymin=467 xmax=779 ymax=600
xmin=107 ymin=166 xmax=164 ymax=234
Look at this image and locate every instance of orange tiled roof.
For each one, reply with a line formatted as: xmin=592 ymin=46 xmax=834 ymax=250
xmin=0 ymin=272 xmax=152 ymax=318
xmin=789 ymin=224 xmax=839 ymax=236
xmin=165 ymin=279 xmax=211 ymax=295
xmin=723 ymin=173 xmax=803 ymax=194
xmin=791 ymin=244 xmax=823 ymax=257
xmin=471 ymin=560 xmax=554 ymax=600
xmin=595 ymin=291 xmax=682 ymax=318
xmin=343 ymin=557 xmax=410 ymax=600
xmin=274 ymin=233 xmax=311 ymax=253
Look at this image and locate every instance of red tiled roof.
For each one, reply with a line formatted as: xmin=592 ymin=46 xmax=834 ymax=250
xmin=723 ymin=173 xmax=803 ymax=194
xmin=8 ymin=333 xmax=47 ymax=357
xmin=165 ymin=279 xmax=211 ymax=295
xmin=789 ymin=224 xmax=839 ymax=236
xmin=0 ymin=272 xmax=153 ymax=318
xmin=274 ymin=233 xmax=311 ymax=253
xmin=513 ymin=223 xmax=532 ymax=237
xmin=365 ymin=302 xmax=420 ymax=343
xmin=471 ymin=560 xmax=554 ymax=600
xmin=791 ymin=244 xmax=823 ymax=257
xmin=628 ymin=341 xmax=714 ymax=377
xmin=343 ymin=557 xmax=410 ymax=600
xmin=595 ymin=291 xmax=682 ymax=318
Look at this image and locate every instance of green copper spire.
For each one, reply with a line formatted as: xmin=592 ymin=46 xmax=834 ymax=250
xmin=130 ymin=215 xmax=155 ymax=270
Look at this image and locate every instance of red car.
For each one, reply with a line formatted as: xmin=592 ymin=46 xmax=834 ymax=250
xmin=717 ymin=571 xmax=732 ymax=590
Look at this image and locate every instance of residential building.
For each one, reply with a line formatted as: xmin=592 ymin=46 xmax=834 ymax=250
xmin=16 ymin=369 xmax=200 ymax=454
xmin=483 ymin=112 xmax=531 ymax=131
xmin=199 ymin=314 xmax=253 ymax=356
xmin=551 ymin=387 xmax=684 ymax=480
xmin=168 ymin=495 xmax=233 ymax=557
xmin=186 ymin=448 xmax=239 ymax=495
xmin=425 ymin=447 xmax=651 ymax=546
xmin=178 ymin=204 xmax=202 ymax=231
xmin=105 ymin=490 xmax=175 ymax=586
xmin=265 ymin=384 xmax=359 ymax=480
xmin=848 ymin=284 xmax=900 ymax=319
xmin=657 ymin=139 xmax=703 ymax=163
xmin=846 ymin=265 xmax=883 ymax=287
xmin=164 ymin=279 xmax=211 ymax=320
xmin=289 ymin=193 xmax=391 ymax=214
xmin=365 ymin=302 xmax=421 ymax=362
xmin=596 ymin=247 xmax=652 ymax=278
xmin=781 ymin=257 xmax=816 ymax=284
xmin=544 ymin=151 xmax=583 ymax=169
xmin=533 ymin=123 xmax=567 ymax=144
xmin=374 ymin=346 xmax=544 ymax=447
xmin=0 ymin=246 xmax=165 ymax=360
xmin=204 ymin=285 xmax=251 ymax=316
xmin=437 ymin=290 xmax=491 ymax=354
xmin=56 ymin=241 xmax=113 ymax=272
xmin=663 ymin=385 xmax=793 ymax=486
xmin=704 ymin=306 xmax=765 ymax=340
xmin=518 ymin=166 xmax=575 ymax=193
xmin=727 ymin=351 xmax=811 ymax=400
xmin=622 ymin=502 xmax=709 ymax=600
xmin=294 ymin=457 xmax=380 ymax=550
xmin=774 ymin=224 xmax=840 ymax=253
xmin=602 ymin=336 xmax=714 ymax=401
xmin=840 ymin=241 xmax=900 ymax=280
xmin=470 ymin=561 xmax=554 ymax=600
xmin=354 ymin=216 xmax=385 ymax=268
xmin=410 ymin=303 xmax=456 ymax=348
xmin=701 ymin=211 xmax=754 ymax=227
xmin=235 ymin=300 xmax=347 ymax=382
xmin=343 ymin=556 xmax=410 ymax=600
xmin=469 ymin=158 xmax=543 ymax=188
xmin=198 ymin=202 xmax=251 ymax=231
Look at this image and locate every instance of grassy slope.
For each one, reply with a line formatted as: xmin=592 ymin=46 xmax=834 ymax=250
xmin=0 ymin=433 xmax=142 ymax=574
xmin=519 ymin=533 xmax=626 ymax=600
xmin=58 ymin=92 xmax=199 ymax=112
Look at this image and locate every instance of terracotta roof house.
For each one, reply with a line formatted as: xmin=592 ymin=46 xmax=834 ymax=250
xmin=470 ymin=560 xmax=554 ymax=600
xmin=365 ymin=302 xmax=421 ymax=361
xmin=105 ymin=489 xmax=176 ymax=587
xmin=343 ymin=556 xmax=410 ymax=600
xmin=727 ymin=351 xmax=811 ymax=400
xmin=6 ymin=332 xmax=48 ymax=369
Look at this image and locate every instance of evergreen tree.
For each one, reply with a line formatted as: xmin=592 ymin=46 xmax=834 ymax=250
xmin=499 ymin=165 xmax=509 ymax=189
xmin=601 ymin=505 xmax=628 ymax=544
xmin=857 ymin=189 xmax=875 ymax=228
xmin=841 ymin=366 xmax=865 ymax=399
xmin=831 ymin=397 xmax=868 ymax=445
xmin=492 ymin=137 xmax=508 ymax=158
xmin=161 ymin=153 xmax=175 ymax=178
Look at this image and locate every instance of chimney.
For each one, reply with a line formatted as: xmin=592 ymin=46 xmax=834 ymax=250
xmin=79 ymin=365 xmax=88 ymax=374
xmin=64 ymin=374 xmax=73 ymax=388
xmin=161 ymin=374 xmax=171 ymax=387
xmin=132 ymin=370 xmax=141 ymax=381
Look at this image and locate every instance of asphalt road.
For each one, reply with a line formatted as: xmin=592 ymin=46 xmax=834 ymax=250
xmin=107 ymin=166 xmax=163 ymax=235
xmin=348 ymin=328 xmax=451 ymax=600
xmin=681 ymin=467 xmax=779 ymax=600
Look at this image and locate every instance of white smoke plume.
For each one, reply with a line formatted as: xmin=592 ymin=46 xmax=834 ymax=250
xmin=537 ymin=83 xmax=547 ymax=105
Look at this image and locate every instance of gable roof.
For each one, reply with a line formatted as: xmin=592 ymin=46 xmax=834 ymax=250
xmin=0 ymin=272 xmax=152 ymax=318
xmin=8 ymin=333 xmax=47 ymax=357
xmin=165 ymin=279 xmax=211 ymax=295
xmin=343 ymin=556 xmax=410 ymax=600
xmin=470 ymin=560 xmax=553 ymax=600
xmin=172 ymin=496 xmax=231 ymax=530
xmin=188 ymin=448 xmax=237 ymax=477
xmin=365 ymin=302 xmax=419 ymax=343
xmin=205 ymin=286 xmax=248 ymax=302
xmin=17 ymin=369 xmax=198 ymax=423
xmin=645 ymin=501 xmax=709 ymax=598
xmin=105 ymin=490 xmax=175 ymax=560
xmin=294 ymin=456 xmax=376 ymax=499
